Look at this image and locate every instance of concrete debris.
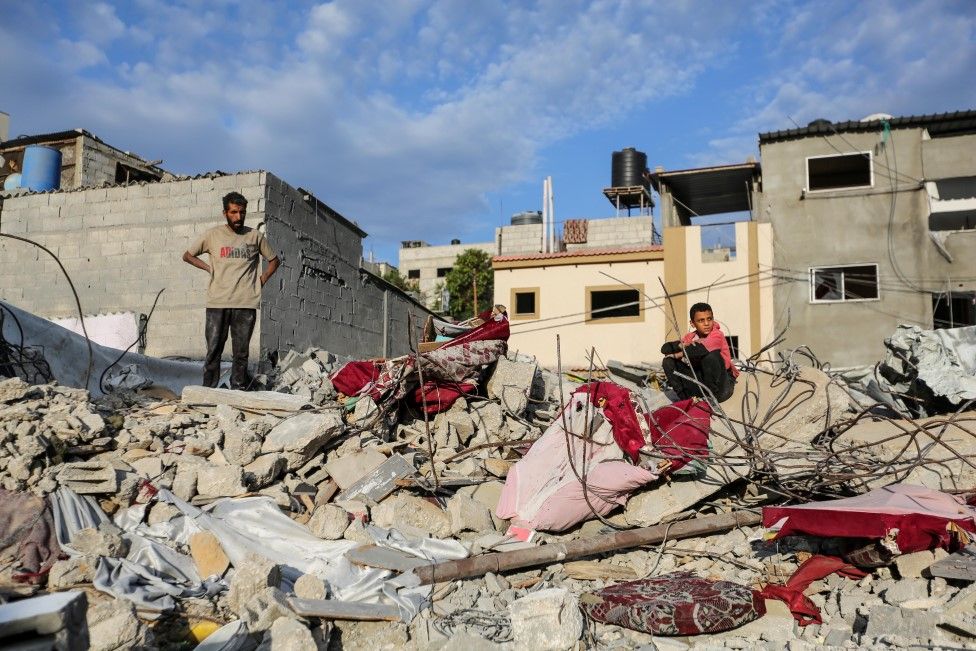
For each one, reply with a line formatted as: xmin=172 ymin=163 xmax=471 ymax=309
xmin=1 ymin=323 xmax=975 ymax=650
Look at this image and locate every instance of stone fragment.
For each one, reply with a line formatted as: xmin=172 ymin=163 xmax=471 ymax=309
xmin=57 ymin=462 xmax=116 ymax=494
xmin=307 ymin=504 xmax=349 ymax=540
xmin=261 ymin=411 xmax=344 ymax=468
xmin=864 ymin=604 xmax=940 ymax=641
xmin=222 ymin=426 xmax=263 ymax=467
xmin=447 ymin=494 xmax=494 ymax=534
xmin=882 ymin=578 xmax=929 ymax=605
xmin=487 ymin=357 xmax=537 ymax=416
xmin=293 ymin=574 xmax=327 ymax=600
xmin=895 ymin=550 xmax=936 ymax=578
xmin=128 ymin=456 xmax=163 ymax=479
xmin=372 ymin=494 xmax=451 ymax=538
xmin=196 ymin=464 xmax=248 ymax=498
xmin=241 ymin=587 xmax=296 ymax=633
xmin=227 ymin=553 xmax=282 ymax=616
xmin=471 ymin=401 xmax=505 ymax=437
xmin=86 ymin=599 xmax=147 ymax=651
xmin=332 ymin=620 xmax=410 ymax=651
xmin=256 ymin=615 xmax=317 ymax=651
xmin=171 ymin=462 xmax=199 ymax=501
xmin=509 ymin=588 xmax=583 ymax=651
xmin=190 ymin=531 xmax=230 ymax=578
xmin=71 ymin=525 xmax=127 ymax=558
xmin=325 ymin=448 xmax=387 ymax=490
xmin=47 ymin=557 xmax=95 ymax=588
xmin=245 ymin=453 xmax=287 ymax=488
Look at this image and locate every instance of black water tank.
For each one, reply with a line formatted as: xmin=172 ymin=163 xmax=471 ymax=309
xmin=611 ymin=147 xmax=648 ymax=188
xmin=807 ymin=118 xmax=832 ymax=128
xmin=450 ymin=238 xmax=461 ymax=245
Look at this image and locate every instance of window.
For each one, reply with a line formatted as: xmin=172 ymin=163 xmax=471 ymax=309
xmin=436 ymin=267 xmax=452 ymax=278
xmin=586 ymin=286 xmax=643 ymax=322
xmin=810 ymin=264 xmax=879 ymax=302
xmin=806 ymin=153 xmax=872 ymax=191
xmin=510 ymin=288 xmax=539 ymax=320
xmin=932 ymin=292 xmax=976 ymax=329
xmin=406 ymin=269 xmax=420 ymax=280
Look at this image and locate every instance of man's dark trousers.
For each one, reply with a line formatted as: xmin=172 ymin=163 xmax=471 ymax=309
xmin=663 ymin=349 xmax=735 ymax=403
xmin=203 ymin=308 xmax=256 ymax=389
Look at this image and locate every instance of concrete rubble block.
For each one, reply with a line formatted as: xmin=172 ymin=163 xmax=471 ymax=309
xmin=214 ymin=403 xmax=243 ymax=429
xmin=293 ymin=574 xmax=327 ymax=600
xmin=509 ymin=587 xmax=583 ymax=651
xmin=47 ymin=557 xmax=96 ymax=589
xmin=261 ymin=411 xmax=345 ymax=468
xmin=0 ymin=376 xmax=31 ymax=403
xmin=864 ymin=604 xmax=941 ymax=642
xmin=447 ymin=493 xmax=494 ymax=534
xmin=128 ymin=456 xmax=163 ymax=479
xmin=307 ymin=504 xmax=349 ymax=540
xmin=196 ymin=464 xmax=248 ymax=498
xmin=227 ymin=553 xmax=283 ymax=616
xmin=470 ymin=401 xmax=505 ymax=438
xmin=190 ymin=531 xmax=231 ymax=579
xmin=256 ymin=615 xmax=317 ymax=650
xmin=895 ymin=550 xmax=936 ymax=579
xmin=245 ymin=453 xmax=287 ymax=488
xmin=0 ymin=591 xmax=88 ymax=651
xmin=372 ymin=493 xmax=452 ymax=538
xmin=487 ymin=356 xmax=538 ymax=416
xmin=71 ymin=524 xmax=128 ymax=558
xmin=325 ymin=448 xmax=387 ymax=490
xmin=242 ymin=587 xmax=297 ymax=633
xmin=86 ymin=598 xmax=148 ymax=651
xmin=57 ymin=461 xmax=117 ymax=494
xmin=332 ymin=620 xmax=410 ymax=651
xmin=882 ymin=578 xmax=929 ymax=605
xmin=172 ymin=461 xmax=200 ymax=501
xmin=222 ymin=425 xmax=263 ymax=467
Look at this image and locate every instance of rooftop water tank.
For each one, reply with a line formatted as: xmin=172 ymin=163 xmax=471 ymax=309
xmin=611 ymin=147 xmax=648 ymax=188
xmin=21 ymin=145 xmax=62 ymax=191
xmin=511 ymin=210 xmax=543 ymax=225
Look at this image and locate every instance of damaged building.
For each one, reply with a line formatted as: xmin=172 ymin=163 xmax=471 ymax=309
xmin=0 ymin=128 xmax=433 ymax=367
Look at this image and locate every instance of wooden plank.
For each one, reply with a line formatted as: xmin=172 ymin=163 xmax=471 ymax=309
xmin=336 ymin=454 xmax=415 ymax=505
xmin=287 ymin=597 xmax=400 ymax=621
xmin=928 ymin=544 xmax=976 ymax=581
xmin=413 ymin=510 xmax=762 ymax=585
xmin=346 ymin=545 xmax=427 ymax=572
xmin=180 ymin=386 xmax=309 ymax=412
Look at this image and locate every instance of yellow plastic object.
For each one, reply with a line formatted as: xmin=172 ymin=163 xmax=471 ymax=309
xmin=190 ymin=620 xmax=221 ymax=643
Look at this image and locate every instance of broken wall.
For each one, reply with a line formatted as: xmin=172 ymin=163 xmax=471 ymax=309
xmin=259 ymin=173 xmax=431 ymax=361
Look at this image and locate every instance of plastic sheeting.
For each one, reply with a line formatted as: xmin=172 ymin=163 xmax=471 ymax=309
xmin=1 ymin=301 xmax=204 ymax=396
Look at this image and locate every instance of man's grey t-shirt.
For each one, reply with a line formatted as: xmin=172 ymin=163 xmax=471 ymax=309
xmin=187 ymin=225 xmax=275 ymax=309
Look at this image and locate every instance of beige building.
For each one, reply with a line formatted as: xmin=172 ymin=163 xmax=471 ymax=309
xmin=398 ymin=239 xmax=497 ymax=310
xmin=493 ymin=221 xmax=773 ymax=368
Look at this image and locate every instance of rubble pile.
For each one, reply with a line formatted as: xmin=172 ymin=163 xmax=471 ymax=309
xmin=0 ymin=323 xmax=975 ymax=650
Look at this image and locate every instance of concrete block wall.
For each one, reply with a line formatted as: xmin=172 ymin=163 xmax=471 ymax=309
xmin=496 ymin=223 xmax=544 ymax=254
xmin=564 ymin=217 xmax=654 ymax=251
xmin=260 ymin=172 xmax=431 ymax=360
xmin=0 ymin=172 xmax=266 ymax=361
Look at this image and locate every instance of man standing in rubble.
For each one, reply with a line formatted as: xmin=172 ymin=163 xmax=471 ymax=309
xmin=182 ymin=192 xmax=280 ymax=389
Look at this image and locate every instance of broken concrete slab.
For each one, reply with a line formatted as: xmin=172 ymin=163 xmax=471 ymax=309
xmin=242 ymin=587 xmax=297 ymax=633
xmin=325 ymin=448 xmax=387 ymax=490
xmin=261 ymin=411 xmax=345 ymax=469
xmin=0 ymin=591 xmax=88 ymax=651
xmin=181 ymin=385 xmax=310 ymax=412
xmin=447 ymin=493 xmax=494 ymax=534
xmin=256 ymin=615 xmax=317 ymax=650
xmin=196 ymin=464 xmax=248 ymax=498
xmin=509 ymin=587 xmax=583 ymax=651
xmin=372 ymin=493 xmax=452 ymax=538
xmin=307 ymin=504 xmax=349 ymax=540
xmin=487 ymin=356 xmax=537 ymax=416
xmin=57 ymin=461 xmax=116 ymax=494
xmin=334 ymin=453 xmax=414 ymax=504
xmin=227 ymin=553 xmax=282 ymax=616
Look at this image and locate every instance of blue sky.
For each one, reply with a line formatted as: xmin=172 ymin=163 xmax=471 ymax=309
xmin=2 ymin=1 xmax=975 ymax=262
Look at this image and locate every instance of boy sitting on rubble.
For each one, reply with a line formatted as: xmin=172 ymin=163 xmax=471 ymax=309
xmin=660 ymin=302 xmax=739 ymax=403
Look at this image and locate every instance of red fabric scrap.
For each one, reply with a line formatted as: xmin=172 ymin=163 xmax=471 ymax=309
xmin=759 ymin=555 xmax=866 ymax=626
xmin=411 ymin=381 xmax=476 ymax=414
xmin=574 ymin=382 xmax=644 ymax=462
xmin=442 ymin=310 xmax=510 ymax=348
xmin=331 ymin=360 xmax=381 ymax=397
xmin=645 ymin=398 xmax=712 ymax=472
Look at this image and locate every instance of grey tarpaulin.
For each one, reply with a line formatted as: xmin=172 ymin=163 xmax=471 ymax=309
xmin=1 ymin=301 xmax=204 ymax=396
